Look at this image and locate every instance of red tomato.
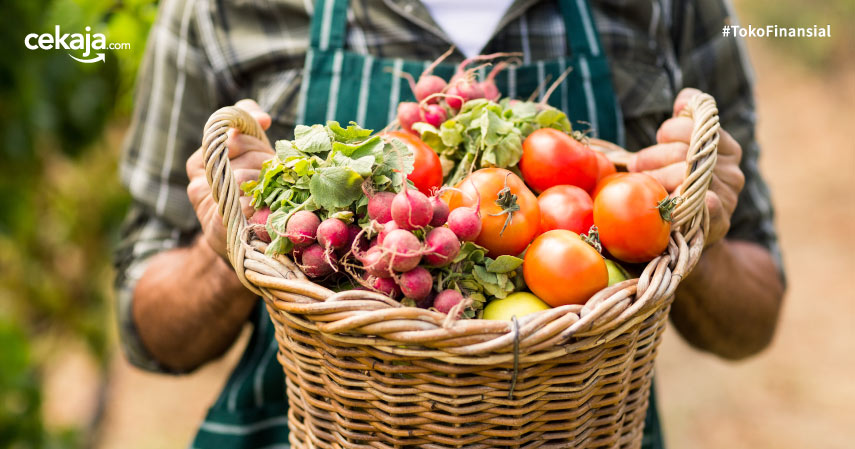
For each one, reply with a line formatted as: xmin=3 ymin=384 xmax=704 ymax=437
xmin=523 ymin=230 xmax=608 ymax=307
xmin=537 ymin=185 xmax=594 ymax=235
xmin=593 ymin=173 xmax=671 ymax=263
xmin=446 ymin=168 xmax=540 ymax=257
xmin=592 ymin=150 xmax=617 ymax=183
xmin=385 ymin=131 xmax=443 ymax=196
xmin=519 ymin=128 xmax=599 ymax=194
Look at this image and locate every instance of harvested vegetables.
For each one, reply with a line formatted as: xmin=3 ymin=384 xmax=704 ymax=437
xmin=242 ymin=50 xmax=675 ymax=319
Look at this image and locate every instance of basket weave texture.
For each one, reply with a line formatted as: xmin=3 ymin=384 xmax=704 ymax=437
xmin=201 ymin=94 xmax=720 ymax=448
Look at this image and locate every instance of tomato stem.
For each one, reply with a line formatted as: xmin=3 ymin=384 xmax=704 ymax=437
xmin=580 ymin=225 xmax=602 ymax=253
xmin=489 ymin=173 xmax=520 ymax=236
xmin=657 ymin=196 xmax=683 ymax=222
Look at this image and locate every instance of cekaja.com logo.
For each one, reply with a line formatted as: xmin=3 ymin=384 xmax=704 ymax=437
xmin=24 ymin=26 xmax=131 ymax=63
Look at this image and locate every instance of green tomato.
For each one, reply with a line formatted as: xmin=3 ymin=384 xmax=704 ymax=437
xmin=605 ymin=259 xmax=631 ymax=286
xmin=483 ymin=292 xmax=551 ymax=321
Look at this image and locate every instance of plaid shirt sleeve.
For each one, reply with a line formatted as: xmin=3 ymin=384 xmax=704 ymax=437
xmin=672 ymin=0 xmax=784 ymax=277
xmin=113 ymin=0 xmax=227 ymax=372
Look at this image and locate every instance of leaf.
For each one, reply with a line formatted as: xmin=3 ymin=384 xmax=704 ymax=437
xmin=275 ymin=140 xmax=304 ymax=160
xmin=510 ymin=101 xmax=537 ymax=120
xmin=438 ymin=121 xmax=464 ymax=147
xmin=481 ymin=134 xmax=522 ymax=168
xmin=481 ymin=279 xmax=509 ymax=298
xmin=486 ymin=255 xmax=524 ymax=273
xmin=309 ymin=166 xmax=365 ymax=210
xmin=294 ymin=124 xmax=332 ymax=153
xmin=265 ymin=235 xmax=293 ymax=256
xmin=454 ymin=241 xmax=487 ymax=264
xmin=329 ymin=210 xmax=354 ymax=222
xmin=332 ymin=151 xmax=375 ymax=177
xmin=333 ymin=135 xmax=383 ymax=158
xmin=535 ymin=106 xmax=572 ymax=132
xmin=473 ymin=265 xmax=498 ymax=285
xmin=378 ymin=138 xmax=414 ymax=175
xmin=327 ymin=121 xmax=373 ymax=142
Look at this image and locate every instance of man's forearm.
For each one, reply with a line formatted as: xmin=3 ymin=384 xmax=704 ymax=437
xmin=670 ymin=239 xmax=785 ymax=360
xmin=133 ymin=236 xmax=258 ymax=372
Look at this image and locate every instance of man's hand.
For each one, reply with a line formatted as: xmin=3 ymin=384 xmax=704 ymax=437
xmin=627 ymin=88 xmax=745 ymax=246
xmin=629 ymin=89 xmax=784 ymax=359
xmin=134 ymin=99 xmax=273 ymax=372
xmin=186 ymin=99 xmax=274 ymax=259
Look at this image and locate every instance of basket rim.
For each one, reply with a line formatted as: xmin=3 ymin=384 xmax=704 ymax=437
xmin=200 ymin=93 xmax=720 ymax=357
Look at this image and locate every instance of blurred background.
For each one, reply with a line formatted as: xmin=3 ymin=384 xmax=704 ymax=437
xmin=0 ymin=1 xmax=852 ymax=448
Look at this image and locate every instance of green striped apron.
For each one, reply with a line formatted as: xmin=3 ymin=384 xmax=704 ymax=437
xmin=191 ymin=0 xmax=663 ymax=447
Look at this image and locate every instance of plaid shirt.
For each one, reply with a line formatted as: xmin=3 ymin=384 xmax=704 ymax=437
xmin=115 ymin=0 xmax=781 ymax=372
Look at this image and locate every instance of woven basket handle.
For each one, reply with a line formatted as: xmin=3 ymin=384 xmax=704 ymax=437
xmin=201 ymin=106 xmax=268 ymax=290
xmin=670 ymin=93 xmax=719 ymax=240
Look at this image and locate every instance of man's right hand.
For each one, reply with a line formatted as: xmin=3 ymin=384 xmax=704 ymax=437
xmin=186 ymin=99 xmax=274 ymax=259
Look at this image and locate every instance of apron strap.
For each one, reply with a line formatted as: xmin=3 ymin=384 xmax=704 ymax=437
xmin=557 ymin=0 xmax=603 ymax=58
xmin=310 ymin=0 xmax=349 ymax=51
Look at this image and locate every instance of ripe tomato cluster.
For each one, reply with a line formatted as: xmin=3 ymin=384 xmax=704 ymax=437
xmin=437 ymin=128 xmax=674 ymax=308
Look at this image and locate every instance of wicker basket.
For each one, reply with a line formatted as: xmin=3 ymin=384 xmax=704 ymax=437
xmin=201 ymin=94 xmax=720 ymax=448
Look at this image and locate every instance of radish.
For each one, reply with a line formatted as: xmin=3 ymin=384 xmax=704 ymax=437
xmin=367 ymin=191 xmax=396 ymax=224
xmin=249 ymin=207 xmax=272 ymax=243
xmin=381 ymin=229 xmax=422 ymax=272
xmin=300 ymin=244 xmax=335 ymax=278
xmin=429 ymin=196 xmax=450 ymax=226
xmin=397 ymin=102 xmax=421 ymax=134
xmin=447 ymin=206 xmax=482 ymax=241
xmin=391 ymin=188 xmax=432 ymax=230
xmin=398 ymin=266 xmax=432 ymax=301
xmin=412 ymin=46 xmax=453 ymax=104
xmin=370 ymin=276 xmax=401 ymax=299
xmin=419 ymin=103 xmax=447 ymax=128
xmin=423 ymin=227 xmax=460 ymax=267
xmin=317 ymin=218 xmax=348 ymax=249
xmin=360 ymin=246 xmax=392 ymax=278
xmin=480 ymin=60 xmax=513 ymax=101
xmin=415 ymin=75 xmax=447 ymax=104
xmin=434 ymin=289 xmax=465 ymax=314
xmin=337 ymin=223 xmax=365 ymax=257
xmin=445 ymin=80 xmax=483 ymax=111
xmin=446 ymin=52 xmax=521 ymax=109
xmin=286 ymin=210 xmax=321 ymax=247
xmin=377 ymin=220 xmax=400 ymax=245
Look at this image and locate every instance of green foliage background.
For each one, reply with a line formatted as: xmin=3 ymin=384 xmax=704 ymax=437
xmin=0 ymin=1 xmax=156 ymax=447
xmin=0 ymin=0 xmax=849 ymax=448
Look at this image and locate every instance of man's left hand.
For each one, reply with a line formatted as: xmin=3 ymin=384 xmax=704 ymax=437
xmin=627 ymin=88 xmax=745 ymax=246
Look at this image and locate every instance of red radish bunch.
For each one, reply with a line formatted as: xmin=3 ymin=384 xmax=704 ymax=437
xmin=396 ymin=48 xmax=519 ymax=132
xmin=350 ymin=187 xmax=476 ymax=305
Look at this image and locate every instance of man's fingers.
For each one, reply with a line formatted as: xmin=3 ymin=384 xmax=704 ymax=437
xmin=186 ymin=147 xmax=204 ymax=178
xmin=239 ymin=196 xmax=255 ymax=220
xmin=628 ymin=142 xmax=689 ymax=173
xmin=673 ymin=87 xmax=702 ymax=117
xmin=642 ymin=162 xmax=686 ymax=193
xmin=717 ymin=128 xmax=743 ymax=160
xmin=227 ymin=131 xmax=275 ymax=158
xmin=186 ymin=176 xmax=212 ymax=208
xmin=235 ymin=99 xmax=272 ymax=131
xmin=231 ymin=149 xmax=274 ymax=171
xmin=656 ymin=116 xmax=693 ymax=144
xmin=233 ymin=168 xmax=261 ymax=188
xmin=704 ymin=190 xmax=731 ymax=246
